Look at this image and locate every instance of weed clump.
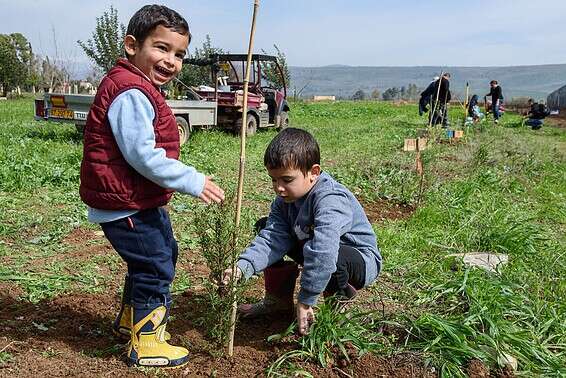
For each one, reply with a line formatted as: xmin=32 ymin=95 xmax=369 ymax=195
xmin=267 ymin=302 xmax=387 ymax=375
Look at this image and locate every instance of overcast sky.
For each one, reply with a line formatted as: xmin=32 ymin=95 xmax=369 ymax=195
xmin=2 ymin=0 xmax=566 ymax=73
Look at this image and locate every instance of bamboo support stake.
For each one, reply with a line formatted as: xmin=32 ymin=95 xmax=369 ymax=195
xmin=228 ymin=0 xmax=260 ymax=358
xmin=464 ymin=82 xmax=469 ymax=111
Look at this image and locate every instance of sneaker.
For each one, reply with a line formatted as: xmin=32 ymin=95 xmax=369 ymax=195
xmin=324 ymin=283 xmax=358 ymax=312
xmin=238 ymin=294 xmax=294 ymax=319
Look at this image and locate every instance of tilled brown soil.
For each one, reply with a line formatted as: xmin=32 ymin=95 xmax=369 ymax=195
xmin=1 ymin=210 xmax=436 ymax=377
xmin=361 ymin=199 xmax=415 ymax=224
xmin=0 ymin=284 xmax=433 ymax=377
xmin=546 ymin=113 xmax=566 ymax=129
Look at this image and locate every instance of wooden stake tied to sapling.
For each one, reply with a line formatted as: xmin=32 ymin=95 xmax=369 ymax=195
xmin=228 ymin=0 xmax=260 ymax=358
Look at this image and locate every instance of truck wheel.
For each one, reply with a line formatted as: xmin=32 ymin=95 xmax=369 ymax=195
xmin=278 ymin=111 xmax=290 ymax=130
xmin=235 ymin=114 xmax=257 ymax=136
xmin=75 ymin=124 xmax=84 ymax=134
xmin=176 ymin=116 xmax=190 ymax=146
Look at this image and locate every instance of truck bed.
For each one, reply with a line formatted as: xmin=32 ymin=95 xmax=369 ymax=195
xmin=35 ymin=93 xmax=217 ymax=128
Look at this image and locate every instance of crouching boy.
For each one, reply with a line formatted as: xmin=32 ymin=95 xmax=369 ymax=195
xmin=224 ymin=128 xmax=381 ymax=335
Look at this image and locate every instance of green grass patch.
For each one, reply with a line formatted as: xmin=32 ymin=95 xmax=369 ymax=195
xmin=1 ymin=97 xmax=564 ymax=375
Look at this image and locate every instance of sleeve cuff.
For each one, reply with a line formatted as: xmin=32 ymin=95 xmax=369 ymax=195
xmin=297 ymin=288 xmax=320 ymax=307
xmin=189 ymin=172 xmax=206 ymax=197
xmin=237 ymin=259 xmax=255 ymax=279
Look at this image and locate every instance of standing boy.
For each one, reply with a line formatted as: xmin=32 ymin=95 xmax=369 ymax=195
xmin=79 ymin=5 xmax=224 ymax=368
xmin=224 ymin=128 xmax=381 ymax=335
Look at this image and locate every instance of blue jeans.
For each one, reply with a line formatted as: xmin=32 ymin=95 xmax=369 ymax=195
xmin=526 ymin=118 xmax=543 ymax=129
xmin=101 ymin=207 xmax=178 ymax=308
xmin=492 ymin=101 xmax=500 ymax=120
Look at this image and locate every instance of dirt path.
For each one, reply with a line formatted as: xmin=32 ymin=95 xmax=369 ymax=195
xmin=546 ymin=113 xmax=566 ymax=129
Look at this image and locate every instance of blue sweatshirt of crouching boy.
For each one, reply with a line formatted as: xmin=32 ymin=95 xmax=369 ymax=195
xmin=237 ymin=172 xmax=382 ymax=306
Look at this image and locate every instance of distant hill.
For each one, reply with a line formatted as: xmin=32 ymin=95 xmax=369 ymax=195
xmin=289 ymin=64 xmax=566 ymax=101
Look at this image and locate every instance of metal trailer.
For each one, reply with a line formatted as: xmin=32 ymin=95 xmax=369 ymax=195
xmin=34 ymin=92 xmax=217 ymax=145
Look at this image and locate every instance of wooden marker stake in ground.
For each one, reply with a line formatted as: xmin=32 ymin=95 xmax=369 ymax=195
xmin=403 ymin=136 xmax=425 ymax=202
xmin=228 ymin=0 xmax=260 ymax=358
xmin=404 ymin=137 xmax=427 ymax=152
xmin=416 ymin=150 xmax=423 ymax=176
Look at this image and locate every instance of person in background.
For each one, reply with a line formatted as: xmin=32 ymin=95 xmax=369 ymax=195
xmin=420 ymin=73 xmax=451 ymax=127
xmin=485 ymin=80 xmax=503 ymax=124
xmin=465 ymin=94 xmax=484 ymax=125
xmin=418 ymin=76 xmax=438 ymax=116
xmin=524 ymin=98 xmax=550 ymax=130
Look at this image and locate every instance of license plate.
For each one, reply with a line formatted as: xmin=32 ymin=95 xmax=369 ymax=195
xmin=50 ymin=108 xmax=74 ymax=119
xmin=74 ymin=111 xmax=88 ymax=120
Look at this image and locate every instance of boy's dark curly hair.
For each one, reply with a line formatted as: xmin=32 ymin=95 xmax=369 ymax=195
xmin=264 ymin=128 xmax=320 ymax=175
xmin=127 ymin=4 xmax=190 ymax=46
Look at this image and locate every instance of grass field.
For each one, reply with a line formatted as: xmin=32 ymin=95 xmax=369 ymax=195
xmin=0 ymin=97 xmax=564 ymax=377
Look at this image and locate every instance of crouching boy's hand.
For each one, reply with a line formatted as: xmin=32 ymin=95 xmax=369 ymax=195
xmin=296 ymin=302 xmax=315 ymax=335
xmin=221 ymin=266 xmax=243 ymax=286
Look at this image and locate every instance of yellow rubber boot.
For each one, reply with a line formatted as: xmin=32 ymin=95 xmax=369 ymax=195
xmin=113 ymin=303 xmax=132 ymax=339
xmin=112 ymin=277 xmax=170 ymax=341
xmin=127 ymin=305 xmax=188 ymax=368
xmin=113 ymin=304 xmax=170 ymax=341
xmin=113 ymin=276 xmax=134 ymax=339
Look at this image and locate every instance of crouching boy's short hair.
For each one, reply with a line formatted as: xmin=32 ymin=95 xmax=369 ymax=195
xmin=264 ymin=128 xmax=320 ymax=175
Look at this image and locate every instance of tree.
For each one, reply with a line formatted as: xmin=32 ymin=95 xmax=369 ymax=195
xmin=78 ymin=5 xmax=125 ymax=73
xmin=407 ymin=83 xmax=419 ymax=101
xmin=26 ymin=53 xmax=42 ymax=90
xmin=371 ymin=88 xmax=381 ymax=100
xmin=0 ymin=33 xmax=32 ymax=95
xmin=260 ymin=44 xmax=291 ymax=90
xmin=177 ymin=35 xmax=224 ymax=88
xmin=351 ymin=89 xmax=366 ymax=101
xmin=382 ymin=87 xmax=399 ymax=101
xmin=40 ymin=56 xmax=69 ymax=92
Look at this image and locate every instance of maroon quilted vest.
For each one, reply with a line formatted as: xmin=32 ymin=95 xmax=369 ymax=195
xmin=79 ymin=58 xmax=180 ymax=210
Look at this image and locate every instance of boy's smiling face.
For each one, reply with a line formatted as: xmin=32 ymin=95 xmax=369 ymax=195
xmin=268 ymin=165 xmax=321 ymax=203
xmin=124 ymin=25 xmax=188 ymax=87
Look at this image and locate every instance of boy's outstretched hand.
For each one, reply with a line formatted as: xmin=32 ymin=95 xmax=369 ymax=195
xmin=199 ymin=176 xmax=225 ymax=204
xmin=296 ymin=302 xmax=315 ymax=335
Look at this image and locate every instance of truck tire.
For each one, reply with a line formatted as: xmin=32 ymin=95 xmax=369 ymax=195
xmin=176 ymin=116 xmax=190 ymax=146
xmin=75 ymin=124 xmax=84 ymax=134
xmin=278 ymin=111 xmax=289 ymax=130
xmin=234 ymin=114 xmax=257 ymax=136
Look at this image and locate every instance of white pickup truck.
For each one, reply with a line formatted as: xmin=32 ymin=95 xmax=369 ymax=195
xmin=34 ymin=92 xmax=217 ymax=145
